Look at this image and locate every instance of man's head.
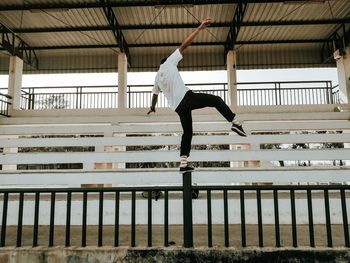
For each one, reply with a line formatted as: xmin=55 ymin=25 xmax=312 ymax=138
xmin=160 ymin=57 xmax=168 ymax=65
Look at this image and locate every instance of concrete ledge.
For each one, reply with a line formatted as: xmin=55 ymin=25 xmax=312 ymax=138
xmin=1 ymin=247 xmax=350 ymax=263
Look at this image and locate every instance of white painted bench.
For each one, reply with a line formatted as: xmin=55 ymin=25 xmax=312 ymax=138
xmin=1 ymin=111 xmax=350 ymax=186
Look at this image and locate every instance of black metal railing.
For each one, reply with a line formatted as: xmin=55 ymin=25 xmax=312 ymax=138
xmin=0 ymin=92 xmax=11 ymax=117
xmin=127 ymin=83 xmax=228 ymax=108
xmin=237 ymin=81 xmax=337 ymax=106
xmin=332 ymin=84 xmax=340 ymax=104
xmin=20 ymin=86 xmax=118 ymax=110
xmin=2 ymin=80 xmax=339 ymax=110
xmin=0 ymin=173 xmax=349 ymax=248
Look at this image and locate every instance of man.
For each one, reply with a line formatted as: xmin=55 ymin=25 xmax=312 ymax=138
xmin=147 ymin=17 xmax=247 ymax=173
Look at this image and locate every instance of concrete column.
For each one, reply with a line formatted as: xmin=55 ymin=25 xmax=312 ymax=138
xmin=334 ymin=47 xmax=350 ymax=103
xmin=94 ymin=132 xmax=126 ymax=170
xmin=118 ymin=52 xmax=128 ymax=109
xmin=229 ymin=143 xmax=259 ymax=168
xmin=227 ymin=50 xmax=238 ymax=112
xmin=1 ymin=135 xmax=18 ymax=171
xmin=8 ymin=56 xmax=23 ymax=115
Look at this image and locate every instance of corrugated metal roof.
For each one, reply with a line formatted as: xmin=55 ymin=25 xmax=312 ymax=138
xmin=239 ymin=24 xmax=337 ymax=42
xmin=0 ymin=1 xmax=348 ymax=73
xmin=237 ymin=43 xmax=331 ymax=69
xmin=244 ymin=1 xmax=350 ymax=22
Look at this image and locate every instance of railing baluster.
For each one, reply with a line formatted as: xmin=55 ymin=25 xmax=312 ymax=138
xmin=290 ymin=189 xmax=297 ymax=247
xmin=183 ymin=172 xmax=193 ymax=248
xmin=340 ymin=189 xmax=350 ymax=247
xmin=131 ymin=191 xmax=136 ymax=247
xmin=324 ymin=189 xmax=333 ymax=247
xmin=49 ymin=192 xmax=56 ymax=247
xmin=223 ymin=189 xmax=229 ymax=247
xmin=81 ymin=192 xmax=87 ymax=247
xmin=240 ymin=189 xmax=246 ymax=247
xmin=0 ymin=193 xmax=8 ymax=247
xmin=164 ymin=190 xmax=169 ymax=247
xmin=148 ymin=190 xmax=152 ymax=247
xmin=257 ymin=189 xmax=263 ymax=247
xmin=65 ymin=191 xmax=72 ymax=247
xmin=33 ymin=192 xmax=40 ymax=247
xmin=98 ymin=191 xmax=104 ymax=247
xmin=307 ymin=189 xmax=315 ymax=247
xmin=115 ymin=191 xmax=120 ymax=247
xmin=273 ymin=189 xmax=280 ymax=247
xmin=16 ymin=192 xmax=24 ymax=247
xmin=207 ymin=190 xmax=212 ymax=247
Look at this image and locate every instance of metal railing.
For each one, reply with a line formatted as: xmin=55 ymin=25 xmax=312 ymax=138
xmin=1 ymin=173 xmax=349 ymax=248
xmin=332 ymin=84 xmax=340 ymax=104
xmin=20 ymin=86 xmax=118 ymax=110
xmin=237 ymin=81 xmax=338 ymax=106
xmin=0 ymin=93 xmax=11 ymax=117
xmin=127 ymin=83 xmax=227 ymax=108
xmin=0 ymin=81 xmax=338 ymax=110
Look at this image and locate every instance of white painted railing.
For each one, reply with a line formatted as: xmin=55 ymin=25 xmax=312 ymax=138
xmin=0 ymin=111 xmax=350 ymax=186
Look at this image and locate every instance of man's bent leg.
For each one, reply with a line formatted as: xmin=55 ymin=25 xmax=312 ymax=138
xmin=190 ymin=92 xmax=235 ymax=122
xmin=190 ymin=92 xmax=247 ymax=136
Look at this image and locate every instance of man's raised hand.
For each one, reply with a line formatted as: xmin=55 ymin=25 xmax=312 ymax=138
xmin=199 ymin=17 xmax=212 ymax=30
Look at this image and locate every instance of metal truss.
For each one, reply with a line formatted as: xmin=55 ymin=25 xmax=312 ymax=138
xmin=321 ymin=23 xmax=350 ymax=63
xmin=23 ymin=39 xmax=326 ymax=51
xmin=99 ymin=0 xmax=131 ymax=63
xmin=11 ymin=18 xmax=350 ymax=34
xmin=0 ymin=23 xmax=38 ymax=69
xmin=0 ymin=1 xmax=312 ymax=11
xmin=224 ymin=1 xmax=248 ymax=55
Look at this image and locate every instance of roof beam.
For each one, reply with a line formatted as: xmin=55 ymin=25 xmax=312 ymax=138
xmin=99 ymin=0 xmax=131 ymax=63
xmin=12 ymin=39 xmax=325 ymax=50
xmin=11 ymin=18 xmax=350 ymax=34
xmin=0 ymin=23 xmax=38 ymax=69
xmin=224 ymin=1 xmax=248 ymax=55
xmin=0 ymin=1 xmax=311 ymax=11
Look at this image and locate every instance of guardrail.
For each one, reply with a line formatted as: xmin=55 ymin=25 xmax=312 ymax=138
xmin=0 ymin=93 xmax=11 ymax=117
xmin=1 ymin=177 xmax=349 ymax=248
xmin=0 ymin=81 xmax=339 ymax=110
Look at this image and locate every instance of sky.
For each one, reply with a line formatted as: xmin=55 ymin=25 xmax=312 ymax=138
xmin=0 ymin=68 xmax=339 ymax=91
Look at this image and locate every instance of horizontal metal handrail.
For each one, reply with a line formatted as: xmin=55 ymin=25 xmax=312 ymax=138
xmin=1 ymin=80 xmax=340 ymax=110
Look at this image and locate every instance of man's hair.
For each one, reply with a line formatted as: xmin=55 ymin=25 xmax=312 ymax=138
xmin=160 ymin=57 xmax=168 ymax=65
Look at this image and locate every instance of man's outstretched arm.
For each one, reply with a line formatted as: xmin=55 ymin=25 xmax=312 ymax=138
xmin=179 ymin=17 xmax=212 ymax=54
xmin=147 ymin=94 xmax=158 ymax=114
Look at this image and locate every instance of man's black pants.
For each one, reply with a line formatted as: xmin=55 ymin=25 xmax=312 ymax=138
xmin=175 ymin=90 xmax=235 ymax=157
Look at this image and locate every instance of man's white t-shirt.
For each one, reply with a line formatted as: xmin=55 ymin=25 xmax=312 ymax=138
xmin=152 ymin=49 xmax=189 ymax=111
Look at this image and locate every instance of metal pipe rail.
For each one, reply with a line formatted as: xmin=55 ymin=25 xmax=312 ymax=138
xmin=0 ymin=80 xmax=338 ymax=110
xmin=1 ymin=175 xmax=349 ymax=248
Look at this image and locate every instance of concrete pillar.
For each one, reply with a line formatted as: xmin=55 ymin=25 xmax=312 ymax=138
xmin=230 ymin=143 xmax=260 ymax=168
xmin=8 ymin=56 xmax=23 ymax=115
xmin=1 ymin=135 xmax=18 ymax=171
xmin=334 ymin=47 xmax=350 ymax=103
xmin=94 ymin=132 xmax=126 ymax=170
xmin=118 ymin=52 xmax=128 ymax=109
xmin=227 ymin=50 xmax=238 ymax=112
xmin=112 ymin=133 xmax=126 ymax=169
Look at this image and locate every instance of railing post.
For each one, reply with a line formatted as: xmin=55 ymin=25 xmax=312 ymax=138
xmin=127 ymin=85 xmax=131 ymax=108
xmin=328 ymin=81 xmax=333 ymax=104
xmin=29 ymin=88 xmax=34 ymax=110
xmin=183 ymin=172 xmax=193 ymax=248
